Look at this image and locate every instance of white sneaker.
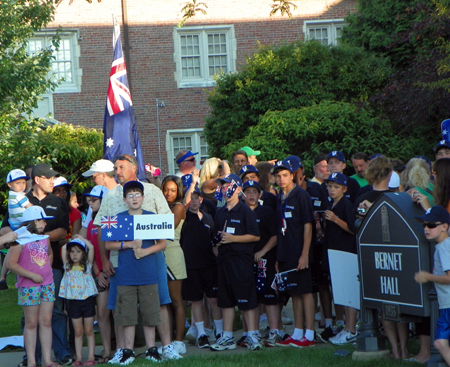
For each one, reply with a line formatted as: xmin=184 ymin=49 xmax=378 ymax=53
xmin=172 ymin=341 xmax=186 ymax=354
xmin=185 ymin=326 xmax=198 ymax=344
xmin=329 ymin=329 xmax=351 ymax=345
xmin=108 ymin=349 xmax=123 ymax=364
xmin=246 ymin=336 xmax=263 ymax=351
xmin=161 ymin=343 xmax=183 ymax=360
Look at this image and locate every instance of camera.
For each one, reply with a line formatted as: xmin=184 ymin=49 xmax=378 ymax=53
xmin=357 ymin=207 xmax=367 ymax=215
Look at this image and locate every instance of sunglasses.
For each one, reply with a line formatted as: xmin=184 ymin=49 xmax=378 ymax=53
xmin=422 ymin=222 xmax=442 ymax=229
xmin=184 ymin=158 xmax=196 ymax=163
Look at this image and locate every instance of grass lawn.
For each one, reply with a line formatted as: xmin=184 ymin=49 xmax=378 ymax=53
xmin=1 ymin=271 xmax=422 ymax=366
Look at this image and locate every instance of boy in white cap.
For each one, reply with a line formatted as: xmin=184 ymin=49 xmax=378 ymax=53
xmin=7 ymin=169 xmax=33 ymax=230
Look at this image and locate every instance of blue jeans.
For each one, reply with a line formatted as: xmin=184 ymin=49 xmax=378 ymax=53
xmin=52 ymin=269 xmax=72 ymax=362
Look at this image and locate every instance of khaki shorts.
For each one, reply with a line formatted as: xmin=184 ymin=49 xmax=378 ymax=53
xmin=115 ymin=284 xmax=161 ymax=327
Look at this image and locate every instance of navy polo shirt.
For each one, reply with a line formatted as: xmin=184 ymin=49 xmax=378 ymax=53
xmin=325 ymin=197 xmax=356 ymax=254
xmin=322 ymin=175 xmax=360 ymax=204
xmin=276 ymin=185 xmax=315 ymax=262
xmin=253 ymin=205 xmax=277 ymax=260
xmin=260 ymin=190 xmax=277 ymax=212
xmin=214 ymin=200 xmax=260 ymax=261
xmin=180 ymin=209 xmax=216 ymax=270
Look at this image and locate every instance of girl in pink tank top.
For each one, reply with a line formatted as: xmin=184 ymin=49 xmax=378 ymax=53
xmin=8 ymin=206 xmax=55 ymax=367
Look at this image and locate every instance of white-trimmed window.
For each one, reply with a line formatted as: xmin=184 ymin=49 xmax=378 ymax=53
xmin=166 ymin=129 xmax=209 ymax=175
xmin=28 ymin=31 xmax=82 ymax=94
xmin=304 ymin=20 xmax=345 ymax=46
xmin=173 ymin=25 xmax=236 ymax=89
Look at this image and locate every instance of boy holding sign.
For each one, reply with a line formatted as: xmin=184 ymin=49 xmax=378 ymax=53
xmin=105 ymin=181 xmax=167 ymax=364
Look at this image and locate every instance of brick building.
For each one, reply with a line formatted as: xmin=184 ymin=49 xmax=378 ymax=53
xmin=36 ymin=0 xmax=356 ymax=174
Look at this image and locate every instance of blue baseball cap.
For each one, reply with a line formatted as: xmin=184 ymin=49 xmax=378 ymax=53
xmin=433 ymin=140 xmax=450 ymax=153
xmin=7 ymin=169 xmax=30 ymax=184
xmin=327 ymin=151 xmax=346 ymax=163
xmin=415 ymin=206 xmax=450 ymax=224
xmin=285 ymin=155 xmax=303 ymax=171
xmin=216 ymin=173 xmax=242 ymax=187
xmin=83 ymin=185 xmax=108 ymax=198
xmin=122 ymin=180 xmax=144 ymax=196
xmin=239 ymin=165 xmax=259 ymax=178
xmin=242 ymin=180 xmax=262 ymax=192
xmin=324 ymin=172 xmax=348 ymax=186
xmin=271 ymin=160 xmax=293 ymax=175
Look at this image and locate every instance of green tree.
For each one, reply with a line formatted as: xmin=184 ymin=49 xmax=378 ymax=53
xmin=340 ymin=0 xmax=434 ymax=68
xmin=223 ymin=101 xmax=431 ymax=177
xmin=0 ymin=0 xmax=59 ymax=124
xmin=0 ymin=121 xmax=103 ymax=212
xmin=205 ymin=40 xmax=392 ymax=158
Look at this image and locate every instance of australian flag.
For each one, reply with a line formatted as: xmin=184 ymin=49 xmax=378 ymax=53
xmin=103 ymin=18 xmax=145 ymax=181
xmin=101 ymin=215 xmax=135 ymax=241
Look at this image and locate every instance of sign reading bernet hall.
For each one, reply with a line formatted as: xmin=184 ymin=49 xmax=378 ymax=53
xmin=358 ymin=192 xmax=432 ymax=319
xmin=100 ymin=214 xmax=175 ymax=241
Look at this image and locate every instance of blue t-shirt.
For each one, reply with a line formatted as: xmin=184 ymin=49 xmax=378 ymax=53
xmin=116 ymin=209 xmax=158 ymax=286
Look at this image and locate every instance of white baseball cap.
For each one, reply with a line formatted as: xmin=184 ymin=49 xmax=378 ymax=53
xmin=82 ymin=159 xmax=114 ymax=177
xmin=7 ymin=169 xmax=30 ymax=184
xmin=388 ymin=171 xmax=400 ymax=189
xmin=21 ymin=206 xmax=54 ymax=222
xmin=54 ymin=176 xmax=72 ymax=188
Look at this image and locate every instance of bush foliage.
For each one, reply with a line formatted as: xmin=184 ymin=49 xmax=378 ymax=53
xmin=223 ymin=101 xmax=431 ymax=177
xmin=204 ymin=40 xmax=392 ymax=158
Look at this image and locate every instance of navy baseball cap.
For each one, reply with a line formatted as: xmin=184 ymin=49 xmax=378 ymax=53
xmin=242 ymin=180 xmax=262 ymax=192
xmin=415 ymin=206 xmax=450 ymax=224
xmin=327 ymin=151 xmax=346 ymax=163
xmin=123 ymin=180 xmax=144 ymax=196
xmin=176 ymin=151 xmax=198 ymax=164
xmin=285 ymin=155 xmax=303 ymax=171
xmin=216 ymin=173 xmax=242 ymax=187
xmin=433 ymin=140 xmax=450 ymax=153
xmin=271 ymin=160 xmax=293 ymax=175
xmin=324 ymin=172 xmax=348 ymax=186
xmin=239 ymin=165 xmax=259 ymax=178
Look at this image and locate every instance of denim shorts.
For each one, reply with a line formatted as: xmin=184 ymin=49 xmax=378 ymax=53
xmin=18 ymin=283 xmax=55 ymax=306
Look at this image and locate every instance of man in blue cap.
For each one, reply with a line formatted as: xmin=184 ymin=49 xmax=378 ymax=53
xmin=175 ymin=149 xmax=198 ymax=177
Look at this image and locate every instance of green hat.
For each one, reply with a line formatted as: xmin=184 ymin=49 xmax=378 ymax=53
xmin=240 ymin=146 xmax=260 ymax=156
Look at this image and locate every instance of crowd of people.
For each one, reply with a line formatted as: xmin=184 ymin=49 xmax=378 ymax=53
xmin=2 ymin=139 xmax=450 ymax=366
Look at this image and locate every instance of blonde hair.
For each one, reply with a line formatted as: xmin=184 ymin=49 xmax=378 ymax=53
xmin=199 ymin=158 xmax=220 ymax=188
xmin=401 ymin=158 xmax=431 ymax=190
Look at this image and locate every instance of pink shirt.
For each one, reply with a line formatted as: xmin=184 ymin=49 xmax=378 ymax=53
xmin=16 ymin=239 xmax=53 ymax=288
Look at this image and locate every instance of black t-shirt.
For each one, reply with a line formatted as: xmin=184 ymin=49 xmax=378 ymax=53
xmin=214 ymin=200 xmax=260 ymax=261
xmin=2 ymin=191 xmax=70 ymax=270
xmin=276 ymin=185 xmax=315 ymax=262
xmin=322 ymin=175 xmax=360 ymax=203
xmin=354 ymin=189 xmax=391 ymax=215
xmin=260 ymin=190 xmax=277 ymax=212
xmin=200 ymin=198 xmax=217 ymax=218
xmin=180 ymin=209 xmax=216 ymax=270
xmin=253 ymin=205 xmax=277 ymax=260
xmin=325 ymin=197 xmax=356 ymax=254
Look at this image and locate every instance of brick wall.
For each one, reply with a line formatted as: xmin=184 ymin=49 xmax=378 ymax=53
xmin=49 ymin=0 xmax=357 ymax=174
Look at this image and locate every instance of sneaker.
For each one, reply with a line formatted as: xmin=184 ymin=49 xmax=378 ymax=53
xmin=264 ymin=331 xmax=282 ymax=347
xmin=290 ymin=336 xmax=315 ymax=348
xmin=173 ymin=341 xmax=186 ymax=355
xmin=276 ymin=335 xmax=295 ymax=347
xmin=236 ymin=335 xmax=247 ymax=347
xmin=185 ymin=326 xmax=198 ymax=344
xmin=197 ymin=334 xmax=210 ymax=349
xmin=59 ymin=356 xmax=73 ymax=366
xmin=281 ymin=311 xmax=293 ymax=325
xmin=0 ymin=281 xmax=7 ymax=290
xmin=260 ymin=328 xmax=270 ymax=339
xmin=318 ymin=326 xmax=335 ymax=343
xmin=161 ymin=344 xmax=183 ymax=360
xmin=344 ymin=331 xmax=359 ymax=345
xmin=108 ymin=349 xmax=123 ymax=364
xmin=282 ymin=333 xmax=291 ymax=341
xmin=145 ymin=347 xmax=161 ymax=363
xmin=329 ymin=329 xmax=351 ymax=345
xmin=246 ymin=336 xmax=263 ymax=351
xmin=210 ymin=334 xmax=237 ymax=351
xmin=118 ymin=349 xmax=135 ymax=365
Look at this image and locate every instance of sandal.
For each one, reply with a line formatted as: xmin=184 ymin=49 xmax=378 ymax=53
xmin=97 ymin=356 xmax=112 ymax=364
xmin=83 ymin=361 xmax=97 ymax=366
xmin=72 ymin=362 xmax=83 ymax=367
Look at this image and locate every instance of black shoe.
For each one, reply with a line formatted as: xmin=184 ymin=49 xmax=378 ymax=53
xmin=0 ymin=281 xmax=7 ymax=290
xmin=145 ymin=347 xmax=161 ymax=362
xmin=319 ymin=326 xmax=335 ymax=343
xmin=215 ymin=334 xmax=221 ymax=342
xmin=282 ymin=334 xmax=290 ymax=341
xmin=236 ymin=335 xmax=247 ymax=347
xmin=119 ymin=349 xmax=135 ymax=365
xmin=58 ymin=356 xmax=73 ymax=366
xmin=197 ymin=334 xmax=210 ymax=349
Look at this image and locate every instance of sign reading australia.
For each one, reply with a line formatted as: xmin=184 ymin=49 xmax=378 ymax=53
xmin=100 ymin=214 xmax=175 ymax=241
